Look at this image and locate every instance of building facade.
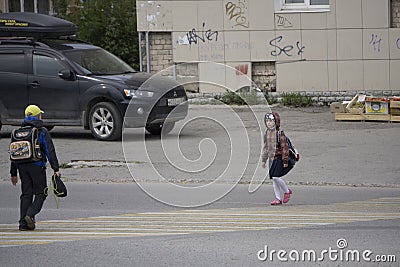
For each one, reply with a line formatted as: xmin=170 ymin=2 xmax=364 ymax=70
xmin=0 ymin=0 xmax=78 ymax=14
xmin=0 ymin=0 xmax=53 ymax=14
xmin=137 ymin=0 xmax=400 ymax=95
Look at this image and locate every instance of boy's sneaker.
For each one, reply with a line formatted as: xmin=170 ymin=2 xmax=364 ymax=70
xmin=270 ymin=198 xmax=282 ymax=205
xmin=19 ymin=224 xmax=33 ymax=231
xmin=24 ymin=215 xmax=35 ymax=230
xmin=283 ymin=189 xmax=292 ymax=203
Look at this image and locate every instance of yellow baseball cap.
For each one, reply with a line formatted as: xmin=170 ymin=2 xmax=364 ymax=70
xmin=25 ymin=105 xmax=44 ymax=117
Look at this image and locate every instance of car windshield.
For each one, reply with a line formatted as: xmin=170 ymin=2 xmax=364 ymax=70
xmin=64 ymin=48 xmax=135 ymax=75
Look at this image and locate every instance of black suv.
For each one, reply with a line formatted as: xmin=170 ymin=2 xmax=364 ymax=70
xmin=0 ymin=13 xmax=188 ymax=140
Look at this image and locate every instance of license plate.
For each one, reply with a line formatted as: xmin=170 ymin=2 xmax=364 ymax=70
xmin=167 ymin=97 xmax=185 ymax=106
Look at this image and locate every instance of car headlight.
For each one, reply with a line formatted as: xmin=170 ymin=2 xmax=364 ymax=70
xmin=124 ymin=89 xmax=135 ymax=97
xmin=124 ymin=89 xmax=154 ymax=98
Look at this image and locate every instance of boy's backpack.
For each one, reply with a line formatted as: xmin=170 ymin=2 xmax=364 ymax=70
xmin=277 ymin=130 xmax=299 ymax=162
xmin=9 ymin=126 xmax=43 ymax=163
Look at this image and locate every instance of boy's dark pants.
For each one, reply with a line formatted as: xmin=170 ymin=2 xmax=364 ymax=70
xmin=17 ymin=164 xmax=47 ymax=225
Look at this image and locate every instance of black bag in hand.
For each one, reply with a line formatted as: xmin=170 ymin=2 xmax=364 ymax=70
xmin=52 ymin=174 xmax=67 ymax=197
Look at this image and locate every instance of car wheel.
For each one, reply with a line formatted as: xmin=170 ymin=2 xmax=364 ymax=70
xmin=89 ymin=102 xmax=122 ymax=141
xmin=45 ymin=126 xmax=55 ymax=131
xmin=145 ymin=122 xmax=175 ymax=135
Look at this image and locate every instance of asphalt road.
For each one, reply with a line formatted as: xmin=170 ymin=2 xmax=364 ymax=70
xmin=0 ymin=183 xmax=399 ymax=266
xmin=0 ymin=105 xmax=399 ymax=266
xmin=1 ymin=105 xmax=399 ymax=187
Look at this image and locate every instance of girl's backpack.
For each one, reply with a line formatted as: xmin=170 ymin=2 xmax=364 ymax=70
xmin=277 ymin=130 xmax=300 ymax=162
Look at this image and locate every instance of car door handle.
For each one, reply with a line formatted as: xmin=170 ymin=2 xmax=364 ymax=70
xmin=29 ymin=81 xmax=40 ymax=88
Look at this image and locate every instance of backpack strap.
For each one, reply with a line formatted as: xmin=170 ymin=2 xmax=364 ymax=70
xmin=277 ymin=130 xmax=282 ymax=146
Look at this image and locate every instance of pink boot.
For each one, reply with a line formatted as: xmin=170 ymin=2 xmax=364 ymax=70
xmin=270 ymin=198 xmax=282 ymax=205
xmin=283 ymin=189 xmax=292 ymax=203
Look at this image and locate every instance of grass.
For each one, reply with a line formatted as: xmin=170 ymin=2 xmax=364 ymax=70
xmin=281 ymin=92 xmax=313 ymax=107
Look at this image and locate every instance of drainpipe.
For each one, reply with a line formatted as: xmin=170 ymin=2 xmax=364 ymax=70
xmin=171 ymin=32 xmax=176 ymax=80
xmin=145 ymin=31 xmax=150 ymax=73
xmin=138 ymin=32 xmax=143 ymax=72
xmin=388 ymin=0 xmax=391 ymax=28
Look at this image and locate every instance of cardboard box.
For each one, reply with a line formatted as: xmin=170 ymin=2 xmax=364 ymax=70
xmin=330 ymin=102 xmax=346 ymax=113
xmin=365 ymin=100 xmax=389 ymax=114
xmin=346 ymin=94 xmax=365 ymax=114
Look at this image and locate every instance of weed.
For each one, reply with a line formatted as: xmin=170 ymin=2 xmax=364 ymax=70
xmin=214 ymin=90 xmax=259 ymax=105
xmin=281 ymin=92 xmax=312 ymax=107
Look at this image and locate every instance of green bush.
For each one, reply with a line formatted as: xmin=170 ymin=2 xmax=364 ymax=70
xmin=264 ymin=92 xmax=278 ymax=105
xmin=54 ymin=0 xmax=139 ymax=69
xmin=281 ymin=92 xmax=313 ymax=107
xmin=215 ymin=91 xmax=260 ymax=105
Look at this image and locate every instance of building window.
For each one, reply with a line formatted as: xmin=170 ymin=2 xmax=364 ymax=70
xmin=282 ymin=0 xmax=329 ymax=10
xmin=8 ymin=0 xmax=21 ymax=12
xmin=24 ymin=1 xmax=35 ymax=12
xmin=38 ymin=0 xmax=50 ymax=14
xmin=6 ymin=0 xmax=51 ymax=14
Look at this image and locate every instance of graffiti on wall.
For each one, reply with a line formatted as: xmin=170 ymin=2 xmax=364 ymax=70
xmin=269 ymin=36 xmax=305 ymax=57
xmin=235 ymin=64 xmax=248 ymax=75
xmin=276 ymin=15 xmax=293 ymax=28
xmin=178 ymin=22 xmax=219 ymax=46
xmin=225 ymin=0 xmax=249 ymax=28
xmin=397 ymin=37 xmax=400 ymax=50
xmin=370 ymin=34 xmax=382 ymax=52
xmin=199 ymin=43 xmax=225 ymax=61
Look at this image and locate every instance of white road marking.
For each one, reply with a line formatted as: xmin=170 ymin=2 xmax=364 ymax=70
xmin=0 ymin=197 xmax=399 ymax=248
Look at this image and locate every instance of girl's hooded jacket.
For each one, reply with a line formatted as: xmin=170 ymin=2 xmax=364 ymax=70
xmin=261 ymin=112 xmax=289 ymax=165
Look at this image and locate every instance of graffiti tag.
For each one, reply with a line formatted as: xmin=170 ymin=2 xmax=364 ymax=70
xmin=184 ymin=22 xmax=219 ymax=45
xmin=269 ymin=36 xmax=305 ymax=57
xmin=235 ymin=64 xmax=248 ymax=75
xmin=276 ymin=15 xmax=292 ymax=28
xmin=225 ymin=0 xmax=249 ymax=28
xmin=369 ymin=34 xmax=382 ymax=52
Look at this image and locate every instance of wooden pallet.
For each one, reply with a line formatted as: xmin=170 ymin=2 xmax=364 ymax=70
xmin=390 ymin=100 xmax=400 ymax=116
xmin=335 ymin=113 xmax=393 ymax=122
xmin=335 ymin=100 xmax=400 ymax=122
xmin=391 ymin=115 xmax=400 ymax=122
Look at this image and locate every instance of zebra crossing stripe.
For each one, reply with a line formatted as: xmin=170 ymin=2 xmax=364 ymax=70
xmin=0 ymin=197 xmax=399 ymax=247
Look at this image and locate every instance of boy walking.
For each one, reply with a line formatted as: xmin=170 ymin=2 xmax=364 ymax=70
xmin=10 ymin=105 xmax=60 ymax=230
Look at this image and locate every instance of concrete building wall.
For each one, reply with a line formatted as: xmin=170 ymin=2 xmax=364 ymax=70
xmin=137 ymin=0 xmax=400 ymax=94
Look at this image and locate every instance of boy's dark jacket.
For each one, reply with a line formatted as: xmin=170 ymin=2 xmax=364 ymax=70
xmin=10 ymin=116 xmax=59 ymax=176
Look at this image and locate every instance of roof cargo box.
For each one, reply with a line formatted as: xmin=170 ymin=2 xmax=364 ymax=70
xmin=0 ymin=12 xmax=77 ymax=38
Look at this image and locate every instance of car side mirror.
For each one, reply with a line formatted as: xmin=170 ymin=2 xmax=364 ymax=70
xmin=58 ymin=69 xmax=75 ymax=81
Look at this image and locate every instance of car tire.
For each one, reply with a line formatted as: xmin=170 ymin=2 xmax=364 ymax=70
xmin=89 ymin=102 xmax=122 ymax=141
xmin=145 ymin=122 xmax=175 ymax=135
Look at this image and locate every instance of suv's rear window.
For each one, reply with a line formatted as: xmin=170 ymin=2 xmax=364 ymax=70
xmin=0 ymin=52 xmax=25 ymax=73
